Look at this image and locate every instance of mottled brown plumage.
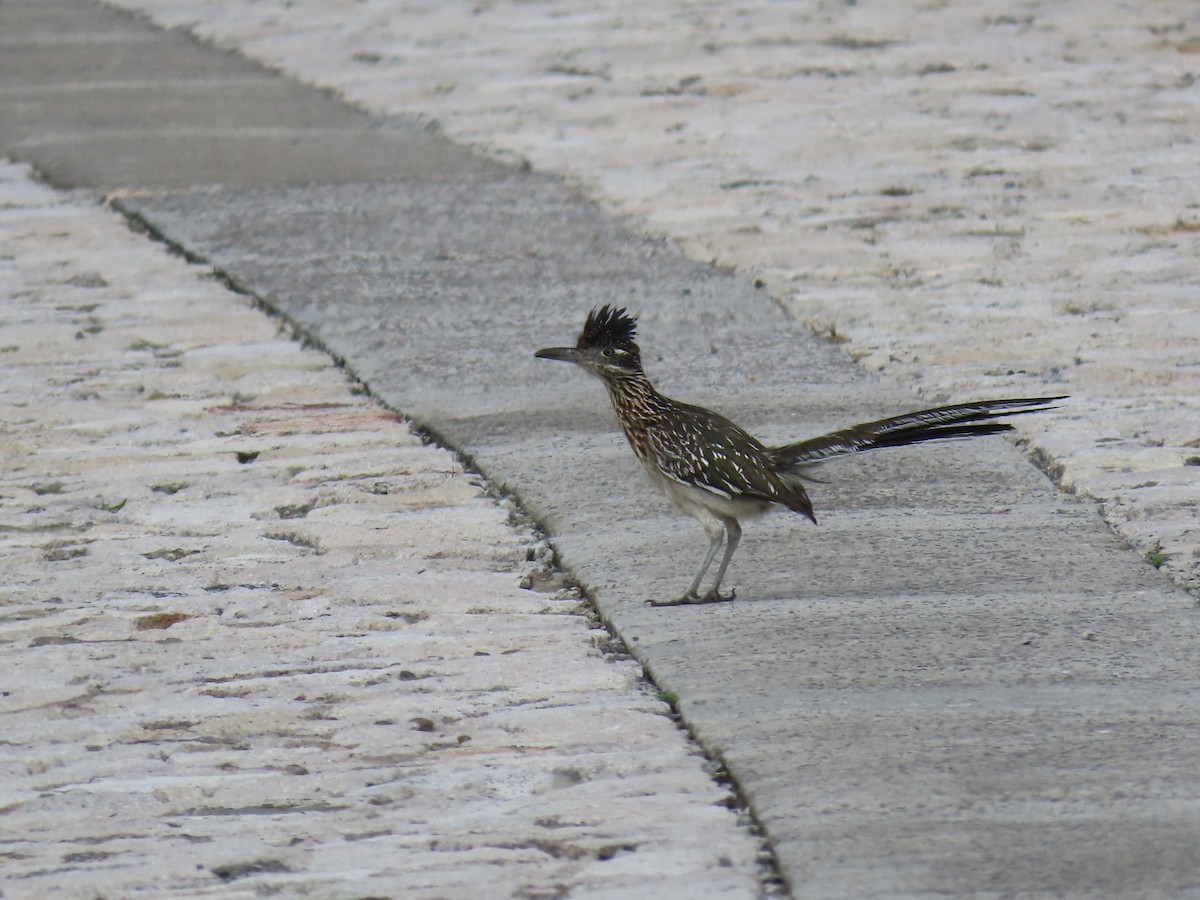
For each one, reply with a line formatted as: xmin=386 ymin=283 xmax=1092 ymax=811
xmin=536 ymin=306 xmax=1063 ymax=605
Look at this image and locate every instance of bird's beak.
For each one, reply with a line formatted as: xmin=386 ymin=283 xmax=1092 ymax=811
xmin=534 ymin=346 xmax=586 ymax=364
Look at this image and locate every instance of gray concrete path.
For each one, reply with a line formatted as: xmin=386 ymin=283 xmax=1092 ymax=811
xmin=2 ymin=1 xmax=1199 ymax=898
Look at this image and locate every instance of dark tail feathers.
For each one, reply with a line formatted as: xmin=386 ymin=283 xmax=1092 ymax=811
xmin=768 ymin=396 xmax=1065 ymax=468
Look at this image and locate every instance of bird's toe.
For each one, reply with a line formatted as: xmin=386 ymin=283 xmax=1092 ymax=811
xmin=647 ymin=589 xmax=736 ymax=607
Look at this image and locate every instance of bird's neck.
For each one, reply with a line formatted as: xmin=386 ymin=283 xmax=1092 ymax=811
xmin=600 ymin=372 xmax=671 ymax=459
xmin=602 ymin=370 xmax=660 ymax=410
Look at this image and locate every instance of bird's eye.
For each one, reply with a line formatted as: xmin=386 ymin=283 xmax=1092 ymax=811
xmin=601 ymin=347 xmax=615 ymax=358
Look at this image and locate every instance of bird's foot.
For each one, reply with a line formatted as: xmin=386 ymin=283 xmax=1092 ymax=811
xmin=647 ymin=588 xmax=736 ymax=607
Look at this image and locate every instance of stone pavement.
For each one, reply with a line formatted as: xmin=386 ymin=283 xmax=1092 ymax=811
xmin=2 ymin=2 xmax=1200 ymax=898
xmin=0 ymin=163 xmax=767 ymax=896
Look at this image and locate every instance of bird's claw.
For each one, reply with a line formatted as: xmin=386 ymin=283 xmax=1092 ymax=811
xmin=647 ymin=588 xmax=736 ymax=607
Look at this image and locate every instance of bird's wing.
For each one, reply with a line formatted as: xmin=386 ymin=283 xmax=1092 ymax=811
xmin=646 ymin=405 xmax=815 ymax=519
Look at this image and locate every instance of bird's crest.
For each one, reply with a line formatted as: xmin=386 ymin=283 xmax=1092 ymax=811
xmin=578 ymin=305 xmax=639 ymax=351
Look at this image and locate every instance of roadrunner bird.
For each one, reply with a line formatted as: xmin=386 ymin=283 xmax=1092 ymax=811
xmin=536 ymin=306 xmax=1064 ymax=606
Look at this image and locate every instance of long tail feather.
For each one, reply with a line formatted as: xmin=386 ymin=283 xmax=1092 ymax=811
xmin=769 ymin=396 xmax=1065 ymax=467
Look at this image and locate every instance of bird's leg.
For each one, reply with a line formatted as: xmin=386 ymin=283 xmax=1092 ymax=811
xmin=700 ymin=516 xmax=741 ymax=602
xmin=685 ymin=525 xmax=724 ymax=598
xmin=649 ymin=513 xmax=736 ymax=606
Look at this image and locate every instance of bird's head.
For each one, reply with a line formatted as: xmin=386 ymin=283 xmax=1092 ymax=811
xmin=535 ymin=305 xmax=643 ymax=378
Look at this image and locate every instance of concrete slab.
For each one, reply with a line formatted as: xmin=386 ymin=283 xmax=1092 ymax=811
xmin=0 ymin=0 xmax=501 ymax=189
xmin=121 ymin=171 xmax=1200 ymax=899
